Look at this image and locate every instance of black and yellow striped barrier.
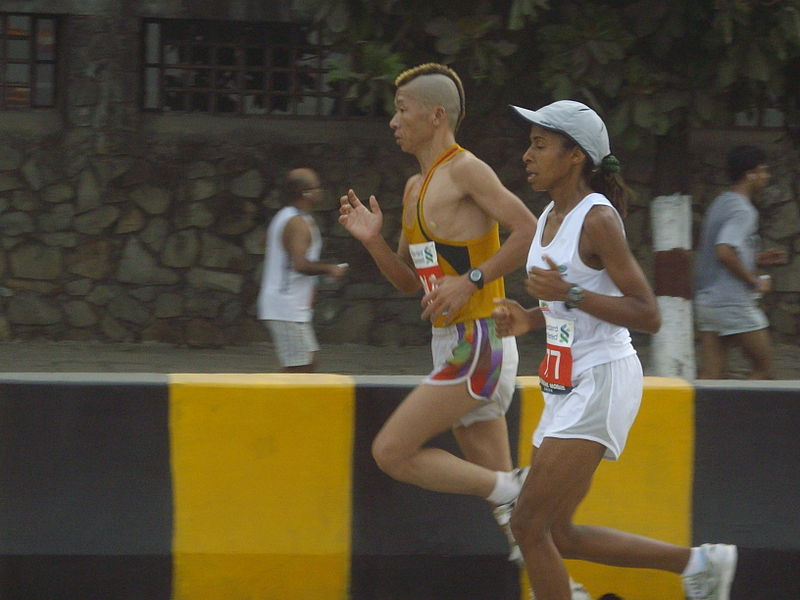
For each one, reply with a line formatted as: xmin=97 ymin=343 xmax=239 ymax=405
xmin=1 ymin=374 xmax=798 ymax=599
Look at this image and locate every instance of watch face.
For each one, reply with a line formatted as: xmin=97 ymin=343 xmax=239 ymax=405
xmin=468 ymin=269 xmax=484 ymax=289
xmin=566 ymin=285 xmax=584 ymax=306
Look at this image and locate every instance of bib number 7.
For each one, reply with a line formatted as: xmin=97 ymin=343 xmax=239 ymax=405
xmin=538 ymin=316 xmax=575 ymax=394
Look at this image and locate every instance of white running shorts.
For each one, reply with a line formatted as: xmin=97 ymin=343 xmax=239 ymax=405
xmin=264 ymin=320 xmax=319 ymax=368
xmin=534 ymin=354 xmax=642 ymax=460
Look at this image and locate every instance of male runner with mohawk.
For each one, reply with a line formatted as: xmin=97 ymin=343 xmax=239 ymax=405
xmin=339 ymin=64 xmax=574 ymax=590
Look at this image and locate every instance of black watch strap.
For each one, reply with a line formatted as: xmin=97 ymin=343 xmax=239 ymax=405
xmin=468 ymin=268 xmax=484 ymax=290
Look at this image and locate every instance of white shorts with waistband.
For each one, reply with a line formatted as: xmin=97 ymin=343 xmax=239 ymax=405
xmin=264 ymin=320 xmax=319 ymax=368
xmin=533 ymin=353 xmax=642 ymax=460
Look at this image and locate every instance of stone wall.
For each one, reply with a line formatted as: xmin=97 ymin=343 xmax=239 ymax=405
xmin=0 ymin=3 xmax=798 ymax=348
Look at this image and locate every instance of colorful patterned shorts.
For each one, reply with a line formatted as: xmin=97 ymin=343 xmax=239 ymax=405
xmin=426 ymin=318 xmax=518 ymax=427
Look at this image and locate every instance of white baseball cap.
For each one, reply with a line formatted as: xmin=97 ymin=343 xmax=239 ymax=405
xmin=509 ymin=100 xmax=610 ymax=167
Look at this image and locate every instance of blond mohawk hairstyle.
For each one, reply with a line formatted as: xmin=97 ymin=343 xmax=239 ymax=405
xmin=395 ymin=63 xmax=466 ymax=131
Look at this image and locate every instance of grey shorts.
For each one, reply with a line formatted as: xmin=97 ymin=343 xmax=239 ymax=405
xmin=695 ymin=302 xmax=769 ymax=336
xmin=264 ymin=320 xmax=319 ymax=367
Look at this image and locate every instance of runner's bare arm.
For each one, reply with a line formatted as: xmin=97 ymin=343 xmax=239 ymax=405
xmin=420 ymin=155 xmax=536 ymax=321
xmin=339 ymin=187 xmax=420 ymax=295
xmin=454 ymin=155 xmax=536 ymax=283
xmin=283 ymin=215 xmax=340 ymax=276
xmin=715 ymin=243 xmax=760 ymax=288
xmin=492 ymin=298 xmax=545 ymax=337
xmin=756 ymin=247 xmax=788 ymax=266
xmin=529 ymin=206 xmax=660 ymax=334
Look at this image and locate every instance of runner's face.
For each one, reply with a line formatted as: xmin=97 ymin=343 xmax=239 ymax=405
xmin=303 ymin=175 xmax=324 ymax=205
xmin=521 ymin=125 xmax=577 ymax=192
xmin=390 ymin=87 xmax=434 ymax=153
xmin=749 ymin=163 xmax=771 ymax=192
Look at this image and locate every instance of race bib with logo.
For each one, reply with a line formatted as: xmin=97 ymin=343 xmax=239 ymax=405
xmin=538 ymin=313 xmax=575 ymax=394
xmin=409 ymin=241 xmax=445 ymax=294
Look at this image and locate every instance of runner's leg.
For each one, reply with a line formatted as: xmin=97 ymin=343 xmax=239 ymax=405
xmin=513 ymin=438 xmax=690 ymax=600
xmin=452 ymin=416 xmax=513 ymax=471
xmin=698 ymin=331 xmax=728 ymax=379
xmin=732 ymin=328 xmax=775 ymax=379
xmin=372 ymin=382 xmax=499 ymax=496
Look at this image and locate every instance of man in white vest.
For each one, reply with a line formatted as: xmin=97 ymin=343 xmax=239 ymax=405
xmin=258 ymin=168 xmax=347 ymax=372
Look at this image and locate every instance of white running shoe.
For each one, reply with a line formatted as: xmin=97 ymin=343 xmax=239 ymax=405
xmin=492 ymin=466 xmax=529 ymax=566
xmin=682 ymin=543 xmax=737 ymax=600
xmin=569 ymin=579 xmax=593 ymax=600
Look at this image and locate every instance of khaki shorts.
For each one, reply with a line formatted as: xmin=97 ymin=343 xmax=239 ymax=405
xmin=695 ymin=302 xmax=769 ymax=336
xmin=534 ymin=354 xmax=642 ymax=461
xmin=264 ymin=320 xmax=319 ymax=368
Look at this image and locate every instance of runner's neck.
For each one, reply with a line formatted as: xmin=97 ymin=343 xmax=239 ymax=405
xmin=417 ymin=137 xmax=459 ymax=175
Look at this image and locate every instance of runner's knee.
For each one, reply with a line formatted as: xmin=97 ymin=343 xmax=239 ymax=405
xmin=511 ymin=503 xmax=582 ymax=557
xmin=550 ymin=523 xmax=584 ymax=558
xmin=510 ymin=497 xmax=552 ymax=547
xmin=371 ymin=433 xmax=412 ymax=477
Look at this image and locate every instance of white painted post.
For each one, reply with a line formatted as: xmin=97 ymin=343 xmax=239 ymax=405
xmin=650 ymin=194 xmax=696 ymax=379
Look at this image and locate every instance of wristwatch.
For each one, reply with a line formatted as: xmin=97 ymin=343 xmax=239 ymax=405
xmin=467 ymin=268 xmax=485 ymax=290
xmin=565 ymin=284 xmax=584 ymax=309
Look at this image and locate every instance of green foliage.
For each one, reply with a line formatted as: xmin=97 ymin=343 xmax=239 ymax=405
xmin=326 ymin=42 xmax=405 ymax=114
xmin=310 ymin=0 xmax=800 ymax=150
xmin=509 ymin=0 xmax=550 ymax=31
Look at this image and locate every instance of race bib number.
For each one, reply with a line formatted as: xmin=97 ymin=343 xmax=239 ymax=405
xmin=409 ymin=241 xmax=444 ymax=294
xmin=538 ymin=314 xmax=575 ymax=394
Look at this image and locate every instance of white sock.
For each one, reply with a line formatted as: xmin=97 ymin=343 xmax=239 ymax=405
xmin=682 ymin=547 xmax=707 ymax=577
xmin=487 ymin=470 xmax=519 ymax=505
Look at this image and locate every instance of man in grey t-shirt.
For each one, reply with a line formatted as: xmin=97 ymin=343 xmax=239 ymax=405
xmin=693 ymin=145 xmax=787 ymax=378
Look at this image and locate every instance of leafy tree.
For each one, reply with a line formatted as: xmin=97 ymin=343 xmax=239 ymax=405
xmin=307 ymin=0 xmax=800 ymax=190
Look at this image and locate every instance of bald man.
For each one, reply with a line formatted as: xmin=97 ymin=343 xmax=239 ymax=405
xmin=338 ymin=64 xmax=540 ymax=567
xmin=258 ymin=168 xmax=347 ymax=372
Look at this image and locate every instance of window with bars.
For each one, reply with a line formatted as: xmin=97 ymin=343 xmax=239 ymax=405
xmin=142 ymin=18 xmax=354 ymax=117
xmin=0 ymin=13 xmax=57 ymax=109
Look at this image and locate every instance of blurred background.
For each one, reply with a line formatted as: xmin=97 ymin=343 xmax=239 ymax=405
xmin=0 ymin=0 xmax=797 ymax=358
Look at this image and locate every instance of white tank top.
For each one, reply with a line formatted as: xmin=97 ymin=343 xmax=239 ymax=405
xmin=526 ymin=193 xmax=635 ymax=392
xmin=257 ymin=205 xmax=321 ymax=322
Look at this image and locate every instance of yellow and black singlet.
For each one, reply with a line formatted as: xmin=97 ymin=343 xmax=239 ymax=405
xmin=402 ymin=144 xmax=504 ymax=327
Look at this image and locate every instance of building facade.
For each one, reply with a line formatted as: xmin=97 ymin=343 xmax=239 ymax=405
xmin=0 ymin=1 xmax=797 ymax=349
